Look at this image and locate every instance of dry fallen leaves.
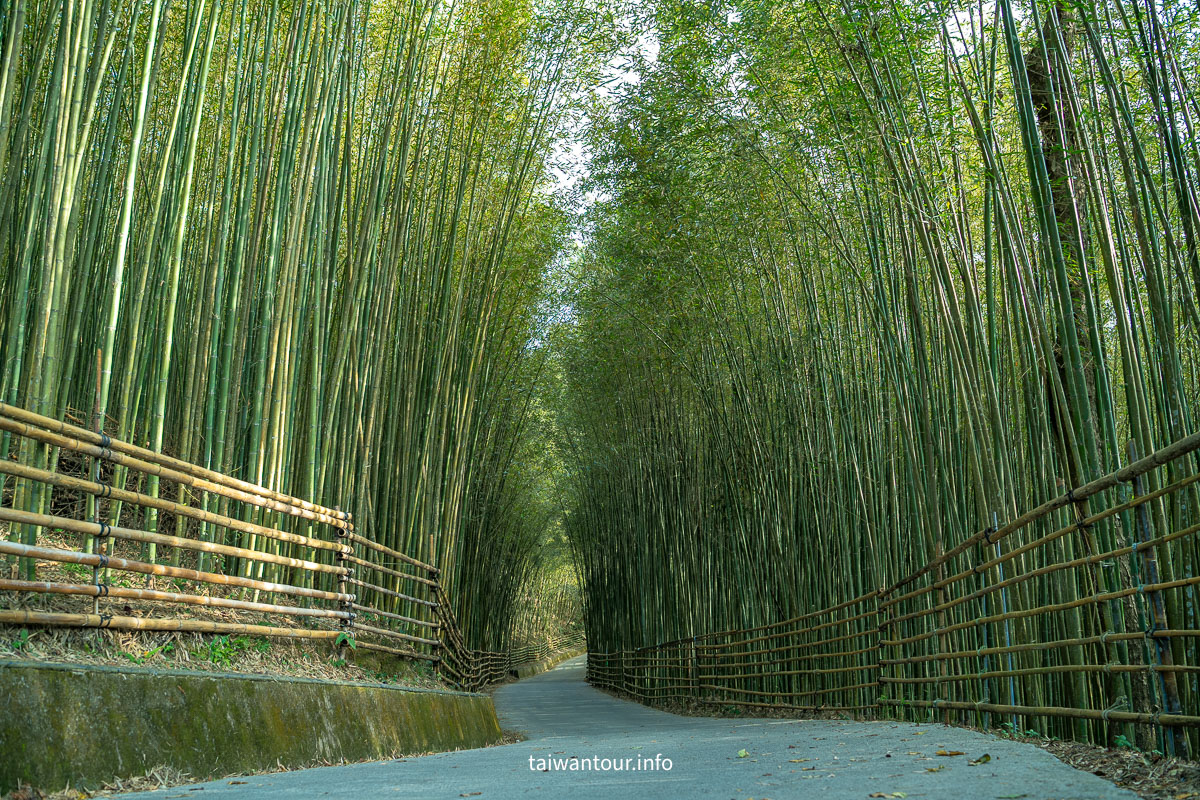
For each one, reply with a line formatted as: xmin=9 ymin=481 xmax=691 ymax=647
xmin=1042 ymin=737 xmax=1200 ymax=799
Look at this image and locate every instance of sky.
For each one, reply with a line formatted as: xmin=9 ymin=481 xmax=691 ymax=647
xmin=546 ymin=25 xmax=660 ymax=199
xmin=532 ymin=22 xmax=662 ymax=344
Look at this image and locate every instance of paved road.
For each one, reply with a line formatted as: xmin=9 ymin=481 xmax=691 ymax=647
xmin=124 ymin=655 xmax=1134 ymax=799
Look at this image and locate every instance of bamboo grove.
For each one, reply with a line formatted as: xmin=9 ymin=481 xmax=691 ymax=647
xmin=559 ymin=0 xmax=1200 ymax=746
xmin=6 ymin=0 xmax=1200 ymax=753
xmin=0 ymin=0 xmax=612 ymax=653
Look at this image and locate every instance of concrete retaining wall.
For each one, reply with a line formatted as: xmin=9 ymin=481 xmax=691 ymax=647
xmin=0 ymin=660 xmax=503 ymax=793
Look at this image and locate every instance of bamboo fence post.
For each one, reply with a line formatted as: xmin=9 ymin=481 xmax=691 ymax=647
xmin=935 ymin=542 xmax=951 ymax=725
xmin=88 ymin=349 xmax=106 ymax=612
xmin=336 ymin=506 xmax=352 ymax=660
xmin=871 ymin=589 xmax=884 ymax=719
xmin=430 ymin=565 xmax=443 ymax=681
xmin=974 ymin=559 xmax=992 ymax=731
xmin=1128 ymin=441 xmax=1187 ymax=758
xmin=989 ymin=510 xmax=1018 ymax=731
xmin=879 ymin=589 xmax=895 ymax=718
xmin=690 ymin=635 xmax=698 ymax=700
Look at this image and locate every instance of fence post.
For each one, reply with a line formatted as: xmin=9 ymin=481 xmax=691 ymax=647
xmin=430 ymin=568 xmax=443 ymax=682
xmin=871 ymin=588 xmax=883 ymax=719
xmin=934 ymin=542 xmax=951 ymax=725
xmin=988 ymin=510 xmax=1018 ymax=732
xmin=690 ymin=635 xmax=698 ymax=700
xmin=973 ymin=546 xmax=991 ymax=732
xmin=88 ymin=349 xmax=107 ymax=610
xmin=334 ymin=506 xmax=352 ymax=662
xmin=1128 ymin=441 xmax=1187 ymax=759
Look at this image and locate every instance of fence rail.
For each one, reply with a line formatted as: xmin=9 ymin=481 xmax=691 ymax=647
xmin=0 ymin=404 xmax=573 ymax=691
xmin=588 ymin=432 xmax=1200 ymax=755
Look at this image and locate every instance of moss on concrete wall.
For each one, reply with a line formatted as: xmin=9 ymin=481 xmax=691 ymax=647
xmin=0 ymin=660 xmax=502 ymax=793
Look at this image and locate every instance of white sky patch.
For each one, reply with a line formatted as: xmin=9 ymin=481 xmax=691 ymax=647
xmin=536 ymin=16 xmax=661 ymax=343
xmin=547 ymin=19 xmax=659 ymax=199
xmin=943 ymin=2 xmax=996 ymax=58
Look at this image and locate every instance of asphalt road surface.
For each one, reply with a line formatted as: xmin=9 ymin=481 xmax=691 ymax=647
xmin=122 ymin=655 xmax=1135 ymax=799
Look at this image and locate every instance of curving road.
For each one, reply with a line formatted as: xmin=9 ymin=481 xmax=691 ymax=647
xmin=124 ymin=655 xmax=1134 ymax=799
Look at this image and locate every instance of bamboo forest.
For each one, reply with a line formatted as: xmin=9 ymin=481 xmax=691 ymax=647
xmin=2 ymin=0 xmax=1200 ymax=792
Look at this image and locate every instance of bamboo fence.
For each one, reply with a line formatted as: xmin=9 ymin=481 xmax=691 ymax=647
xmin=434 ymin=578 xmax=584 ymax=691
xmin=588 ymin=430 xmax=1200 ymax=755
xmin=0 ymin=403 xmax=573 ymax=690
